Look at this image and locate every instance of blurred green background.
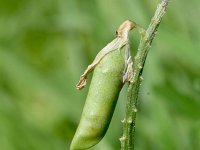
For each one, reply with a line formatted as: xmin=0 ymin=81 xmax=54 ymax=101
xmin=0 ymin=0 xmax=200 ymax=150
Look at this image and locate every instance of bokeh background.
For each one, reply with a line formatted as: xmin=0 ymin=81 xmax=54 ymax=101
xmin=0 ymin=0 xmax=200 ymax=150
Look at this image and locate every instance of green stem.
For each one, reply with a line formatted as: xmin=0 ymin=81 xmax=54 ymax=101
xmin=121 ymin=0 xmax=169 ymax=149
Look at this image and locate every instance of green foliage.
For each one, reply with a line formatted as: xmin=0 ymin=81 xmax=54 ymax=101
xmin=0 ymin=0 xmax=200 ymax=150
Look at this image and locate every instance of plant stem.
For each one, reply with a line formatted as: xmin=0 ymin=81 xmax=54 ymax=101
xmin=121 ymin=0 xmax=169 ymax=149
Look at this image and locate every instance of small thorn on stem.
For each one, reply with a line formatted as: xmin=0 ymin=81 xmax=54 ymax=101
xmin=140 ymin=76 xmax=144 ymax=81
xmin=119 ymin=136 xmax=126 ymax=142
xmin=133 ymin=108 xmax=138 ymax=113
xmin=121 ymin=119 xmax=126 ymax=123
xmin=128 ymin=118 xmax=133 ymax=124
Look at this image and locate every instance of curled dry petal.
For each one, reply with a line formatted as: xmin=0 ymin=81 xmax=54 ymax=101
xmin=76 ymin=20 xmax=138 ymax=90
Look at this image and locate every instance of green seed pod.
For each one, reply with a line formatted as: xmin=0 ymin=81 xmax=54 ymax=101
xmin=71 ymin=48 xmax=126 ymax=150
xmin=70 ymin=20 xmax=137 ymax=150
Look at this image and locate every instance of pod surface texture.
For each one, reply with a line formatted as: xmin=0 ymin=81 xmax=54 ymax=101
xmin=70 ymin=47 xmax=126 ymax=150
